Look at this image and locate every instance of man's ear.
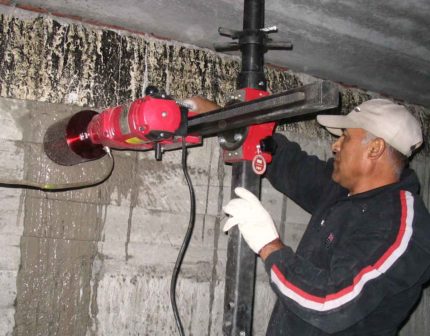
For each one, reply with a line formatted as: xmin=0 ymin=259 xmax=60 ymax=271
xmin=368 ymin=138 xmax=386 ymax=159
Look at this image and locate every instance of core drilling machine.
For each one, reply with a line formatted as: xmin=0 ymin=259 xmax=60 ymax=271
xmin=42 ymin=1 xmax=340 ymax=335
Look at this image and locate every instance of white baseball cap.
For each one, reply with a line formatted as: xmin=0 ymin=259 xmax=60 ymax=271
xmin=317 ymin=99 xmax=423 ymax=157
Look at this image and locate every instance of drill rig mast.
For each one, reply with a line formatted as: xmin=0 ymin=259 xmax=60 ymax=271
xmin=42 ymin=1 xmax=339 ymax=335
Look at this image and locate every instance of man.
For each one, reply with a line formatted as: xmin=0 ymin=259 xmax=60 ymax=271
xmin=187 ymin=97 xmax=430 ymax=335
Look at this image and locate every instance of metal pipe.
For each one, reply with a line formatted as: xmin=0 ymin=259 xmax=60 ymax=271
xmin=237 ymin=0 xmax=266 ymax=90
xmin=223 ymin=162 xmax=260 ymax=336
xmin=223 ymin=1 xmax=265 ymax=335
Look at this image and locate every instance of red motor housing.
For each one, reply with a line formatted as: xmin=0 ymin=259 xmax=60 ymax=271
xmin=88 ymin=96 xmax=183 ymax=149
xmin=44 ymin=95 xmax=201 ymax=166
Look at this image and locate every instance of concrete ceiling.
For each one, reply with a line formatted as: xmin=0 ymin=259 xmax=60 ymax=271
xmin=10 ymin=0 xmax=430 ymax=107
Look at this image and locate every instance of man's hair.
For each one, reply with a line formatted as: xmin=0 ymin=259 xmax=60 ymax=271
xmin=362 ymin=131 xmax=407 ymax=178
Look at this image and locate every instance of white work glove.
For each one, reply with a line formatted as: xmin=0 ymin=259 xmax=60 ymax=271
xmin=223 ymin=187 xmax=279 ymax=254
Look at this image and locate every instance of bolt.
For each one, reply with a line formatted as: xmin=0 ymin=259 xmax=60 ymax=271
xmin=239 ymin=331 xmax=246 ymax=336
xmin=260 ymin=25 xmax=278 ymax=33
xmin=258 ymin=81 xmax=265 ymax=86
xmin=161 ymin=111 xmax=168 ymax=117
xmin=79 ymin=132 xmax=89 ymax=141
xmin=159 ymin=133 xmax=165 ymax=137
xmin=233 ymin=133 xmax=242 ymax=142
xmin=219 ymin=138 xmax=226 ymax=144
xmin=138 ymin=126 xmax=145 ymax=131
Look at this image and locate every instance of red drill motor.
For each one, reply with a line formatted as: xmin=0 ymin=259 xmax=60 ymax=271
xmin=44 ymin=88 xmax=201 ymax=165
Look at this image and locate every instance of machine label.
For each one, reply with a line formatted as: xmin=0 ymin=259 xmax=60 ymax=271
xmin=120 ymin=102 xmax=132 ymax=134
xmin=252 ymin=154 xmax=267 ymax=175
xmin=125 ymin=137 xmax=145 ymax=144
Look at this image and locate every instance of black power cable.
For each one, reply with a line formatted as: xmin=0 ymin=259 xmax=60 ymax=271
xmin=0 ymin=147 xmax=114 ymax=191
xmin=170 ymin=138 xmax=196 ymax=336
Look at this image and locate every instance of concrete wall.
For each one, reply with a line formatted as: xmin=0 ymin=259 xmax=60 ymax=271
xmin=0 ymin=6 xmax=429 ymax=336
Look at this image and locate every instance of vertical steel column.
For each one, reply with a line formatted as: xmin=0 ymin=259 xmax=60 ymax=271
xmin=223 ymin=162 xmax=260 ymax=336
xmin=237 ymin=0 xmax=267 ymax=91
xmin=223 ymin=1 xmax=265 ymax=335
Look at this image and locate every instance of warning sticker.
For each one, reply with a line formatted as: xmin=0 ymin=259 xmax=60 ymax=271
xmin=125 ymin=137 xmax=145 ymax=144
xmin=252 ymin=154 xmax=267 ymax=175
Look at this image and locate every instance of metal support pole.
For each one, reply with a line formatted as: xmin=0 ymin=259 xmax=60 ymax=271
xmin=223 ymin=162 xmax=260 ymax=336
xmin=223 ymin=1 xmax=265 ymax=334
xmin=237 ymin=0 xmax=266 ymax=90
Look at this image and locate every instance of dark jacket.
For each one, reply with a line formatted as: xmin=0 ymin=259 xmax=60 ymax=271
xmin=264 ymin=134 xmax=430 ymax=335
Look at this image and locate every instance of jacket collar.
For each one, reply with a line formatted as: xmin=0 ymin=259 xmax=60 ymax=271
xmin=340 ymin=168 xmax=420 ymax=200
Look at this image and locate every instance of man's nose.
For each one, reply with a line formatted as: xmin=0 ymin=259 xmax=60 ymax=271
xmin=332 ymin=137 xmax=342 ymax=153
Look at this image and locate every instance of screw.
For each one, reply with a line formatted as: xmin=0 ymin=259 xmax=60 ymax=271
xmin=233 ymin=133 xmax=242 ymax=142
xmin=260 ymin=25 xmax=278 ymax=33
xmin=138 ymin=126 xmax=145 ymax=131
xmin=239 ymin=331 xmax=246 ymax=336
xmin=258 ymin=81 xmax=265 ymax=86
xmin=161 ymin=111 xmax=168 ymax=117
xmin=219 ymin=138 xmax=226 ymax=144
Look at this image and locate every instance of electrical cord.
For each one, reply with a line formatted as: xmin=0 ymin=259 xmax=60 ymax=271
xmin=1 ymin=139 xmax=191 ymax=332
xmin=170 ymin=138 xmax=196 ymax=336
xmin=0 ymin=147 xmax=114 ymax=191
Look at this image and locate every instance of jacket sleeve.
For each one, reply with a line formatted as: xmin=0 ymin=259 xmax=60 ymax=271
xmin=264 ymin=190 xmax=430 ymax=334
xmin=265 ymin=133 xmax=334 ymax=214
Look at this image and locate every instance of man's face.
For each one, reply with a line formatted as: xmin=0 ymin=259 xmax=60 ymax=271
xmin=331 ymin=128 xmax=369 ymax=190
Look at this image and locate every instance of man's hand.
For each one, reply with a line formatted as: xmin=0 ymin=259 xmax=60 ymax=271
xmin=183 ymin=96 xmax=220 ymax=114
xmin=223 ymin=187 xmax=280 ymax=254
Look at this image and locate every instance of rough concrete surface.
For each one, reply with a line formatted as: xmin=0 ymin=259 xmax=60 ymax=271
xmin=0 ymin=9 xmax=429 ymax=336
xmin=4 ymin=0 xmax=430 ymax=106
